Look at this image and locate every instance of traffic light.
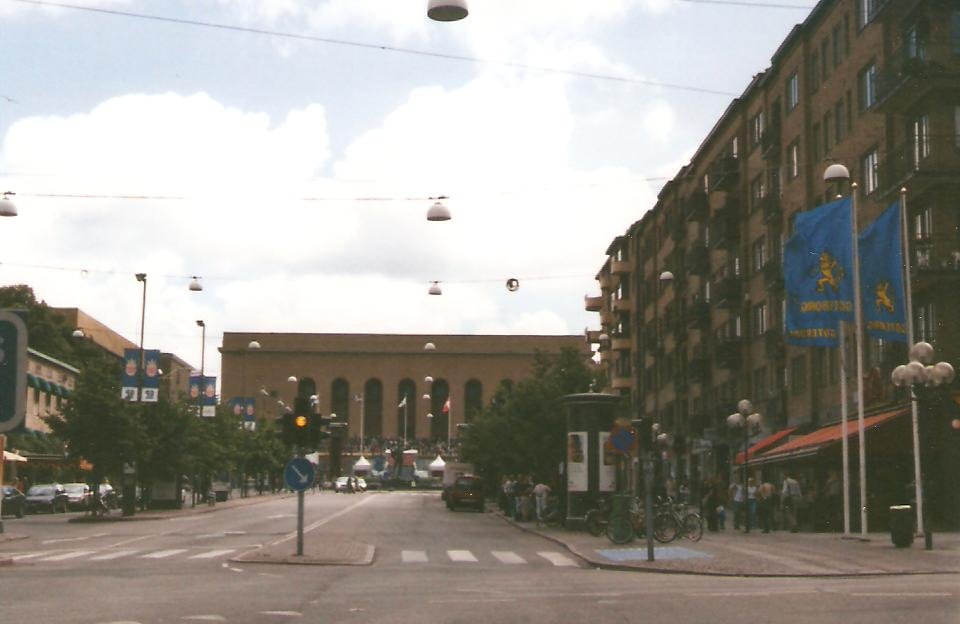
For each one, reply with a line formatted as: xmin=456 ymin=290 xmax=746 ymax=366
xmin=281 ymin=397 xmax=330 ymax=450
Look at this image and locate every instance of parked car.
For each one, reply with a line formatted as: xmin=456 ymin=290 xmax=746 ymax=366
xmin=25 ymin=483 xmax=69 ymax=514
xmin=334 ymin=476 xmax=351 ymax=493
xmin=63 ymin=483 xmax=92 ymax=510
xmin=446 ymin=476 xmax=484 ymax=512
xmin=1 ymin=485 xmax=26 ymax=518
xmin=355 ymin=477 xmax=367 ymax=492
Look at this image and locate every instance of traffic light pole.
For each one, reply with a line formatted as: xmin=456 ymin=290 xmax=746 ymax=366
xmin=296 ymin=447 xmax=305 ymax=557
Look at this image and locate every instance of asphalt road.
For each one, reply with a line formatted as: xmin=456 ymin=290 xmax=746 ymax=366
xmin=1 ymin=491 xmax=958 ymax=623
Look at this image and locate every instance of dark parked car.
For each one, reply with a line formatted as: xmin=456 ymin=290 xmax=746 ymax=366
xmin=25 ymin=483 xmax=69 ymax=514
xmin=64 ymin=483 xmax=92 ymax=510
xmin=2 ymin=485 xmax=26 ymax=518
xmin=446 ymin=476 xmax=484 ymax=512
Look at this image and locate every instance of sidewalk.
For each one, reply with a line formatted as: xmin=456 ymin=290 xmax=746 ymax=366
xmin=496 ymin=511 xmax=960 ymax=577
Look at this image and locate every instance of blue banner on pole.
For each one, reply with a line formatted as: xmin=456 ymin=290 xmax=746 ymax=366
xmin=201 ymin=376 xmax=217 ymax=417
xmin=784 ymin=197 xmax=854 ymax=346
xmin=121 ymin=348 xmax=140 ymax=401
xmin=141 ymin=349 xmax=161 ymax=402
xmin=860 ymin=201 xmax=907 ymax=342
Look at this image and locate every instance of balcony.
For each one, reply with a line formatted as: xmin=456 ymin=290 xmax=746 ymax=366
xmin=760 ymin=195 xmax=782 ymax=226
xmin=683 ymin=191 xmax=709 ymax=222
xmin=599 ymin=348 xmax=613 ymax=362
xmin=911 ymin=242 xmax=960 ymax=291
xmin=708 ymin=215 xmax=740 ymax=250
xmin=764 ymin=328 xmax=785 ymax=360
xmin=685 ymin=300 xmax=710 ymax=329
xmin=584 ymin=294 xmax=603 ymax=312
xmin=584 ymin=329 xmax=602 ymax=344
xmin=669 ymin=216 xmax=686 ymax=243
xmin=760 ymin=124 xmax=781 ymax=160
xmin=762 ymin=259 xmax=784 ymax=291
xmin=611 ymin=375 xmax=632 ymax=390
xmin=878 ymin=136 xmax=960 ymax=200
xmin=715 ymin=338 xmax=742 ymax=369
xmin=715 ymin=276 xmax=742 ymax=309
xmin=611 ymin=260 xmax=632 ymax=275
xmin=611 ymin=334 xmax=632 ymax=351
xmin=687 ymin=243 xmax=710 ymax=275
xmin=598 ymin=272 xmax=615 ymax=290
xmin=612 ymin=297 xmax=633 ymax=314
xmin=600 ymin=309 xmax=614 ymax=325
xmin=708 ymin=154 xmax=740 ymax=194
xmin=876 ymin=43 xmax=958 ymax=112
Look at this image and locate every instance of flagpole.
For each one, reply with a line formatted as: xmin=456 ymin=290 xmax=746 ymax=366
xmin=850 ymin=181 xmax=868 ymax=537
xmin=839 ymin=321 xmax=851 ymax=536
xmin=900 ymin=186 xmax=924 ymax=534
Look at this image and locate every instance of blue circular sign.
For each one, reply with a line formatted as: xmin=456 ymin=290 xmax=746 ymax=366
xmin=284 ymin=458 xmax=316 ymax=492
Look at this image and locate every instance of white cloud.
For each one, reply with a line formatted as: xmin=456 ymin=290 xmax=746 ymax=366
xmin=642 ymin=99 xmax=677 ymax=144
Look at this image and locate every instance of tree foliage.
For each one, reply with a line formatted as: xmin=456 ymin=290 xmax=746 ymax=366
xmin=460 ymin=347 xmax=598 ymax=488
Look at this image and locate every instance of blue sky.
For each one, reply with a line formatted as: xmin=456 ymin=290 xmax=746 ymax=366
xmin=0 ymin=0 xmax=814 ymax=379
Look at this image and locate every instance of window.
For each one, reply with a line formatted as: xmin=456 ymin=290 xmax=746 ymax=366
xmin=913 ymin=205 xmax=933 ymax=241
xmin=823 ymin=111 xmax=832 ymax=153
xmin=750 ymin=111 xmax=764 ymax=147
xmin=905 ymin=23 xmax=926 ymax=61
xmin=751 ymin=237 xmax=767 ymax=275
xmin=953 ymin=10 xmax=960 ymax=55
xmin=916 ymin=302 xmax=936 ymax=342
xmin=835 ymin=100 xmax=845 ymax=143
xmin=956 ymin=106 xmax=960 ymax=148
xmin=911 ymin=114 xmax=930 ymax=167
xmin=811 ymin=122 xmax=820 ymax=162
xmin=730 ymin=135 xmax=739 ymax=159
xmin=751 ymin=302 xmax=768 ymax=337
xmin=786 ymin=71 xmax=799 ymax=111
xmin=844 ymin=13 xmax=851 ymax=55
xmin=750 ymin=174 xmax=765 ymax=211
xmin=787 ymin=140 xmax=800 ymax=180
xmin=861 ymin=148 xmax=878 ymax=194
xmin=703 ymin=174 xmax=710 ymax=193
xmin=859 ymin=62 xmax=877 ymax=111
xmin=821 ymin=39 xmax=830 ymax=80
xmin=809 ymin=51 xmax=820 ymax=93
xmin=790 ymin=355 xmax=807 ymax=395
xmin=859 ymin=0 xmax=884 ymax=28
xmin=846 ymin=90 xmax=853 ymax=133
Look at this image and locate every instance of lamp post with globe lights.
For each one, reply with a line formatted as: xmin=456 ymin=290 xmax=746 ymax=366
xmin=727 ymin=400 xmax=761 ymax=533
xmin=890 ymin=342 xmax=956 ymax=550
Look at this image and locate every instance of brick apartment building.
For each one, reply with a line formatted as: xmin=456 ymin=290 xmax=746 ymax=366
xmin=586 ymin=0 xmax=959 ymax=527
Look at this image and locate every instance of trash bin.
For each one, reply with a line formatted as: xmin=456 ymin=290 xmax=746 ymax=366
xmin=889 ymin=505 xmax=913 ymax=548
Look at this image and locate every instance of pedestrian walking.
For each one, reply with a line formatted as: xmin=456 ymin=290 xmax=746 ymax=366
xmin=758 ymin=479 xmax=775 ymax=533
xmin=730 ymin=481 xmax=744 ymax=530
xmin=532 ymin=480 xmax=551 ymax=526
xmin=781 ymin=472 xmax=802 ymax=532
xmin=746 ymin=477 xmax=758 ymax=531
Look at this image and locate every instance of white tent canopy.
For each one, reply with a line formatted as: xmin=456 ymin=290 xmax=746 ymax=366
xmin=353 ymin=456 xmax=371 ymax=473
xmin=429 ymin=455 xmax=446 ymax=471
xmin=3 ymin=450 xmax=27 ymax=462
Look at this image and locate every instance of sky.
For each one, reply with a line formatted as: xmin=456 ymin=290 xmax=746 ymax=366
xmin=0 ymin=0 xmax=816 ymax=382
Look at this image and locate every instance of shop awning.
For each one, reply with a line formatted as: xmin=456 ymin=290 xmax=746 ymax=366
xmin=734 ymin=427 xmax=797 ymax=465
xmin=753 ymin=408 xmax=907 ymax=465
xmin=3 ymin=450 xmax=28 ymax=462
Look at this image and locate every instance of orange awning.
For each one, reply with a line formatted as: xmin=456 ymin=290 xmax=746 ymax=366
xmin=754 ymin=407 xmax=907 ymax=465
xmin=734 ymin=427 xmax=797 ymax=465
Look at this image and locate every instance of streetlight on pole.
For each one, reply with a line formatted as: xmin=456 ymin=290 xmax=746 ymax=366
xmin=891 ymin=342 xmax=956 ymax=550
xmin=727 ymin=400 xmax=761 ymax=533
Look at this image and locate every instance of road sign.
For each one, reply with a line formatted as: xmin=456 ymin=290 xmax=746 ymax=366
xmin=606 ymin=424 xmax=638 ymax=455
xmin=0 ymin=311 xmax=27 ymax=433
xmin=284 ymin=457 xmax=316 ymax=492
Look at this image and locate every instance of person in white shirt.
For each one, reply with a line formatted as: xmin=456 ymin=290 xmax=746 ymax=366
xmin=781 ymin=473 xmax=803 ymax=532
xmin=532 ymin=481 xmax=552 ymax=526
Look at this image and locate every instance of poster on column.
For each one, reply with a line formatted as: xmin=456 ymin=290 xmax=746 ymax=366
xmin=566 ymin=431 xmax=588 ymax=492
xmin=201 ymin=376 xmax=217 ymax=417
xmin=598 ymin=432 xmax=616 ymax=492
xmin=121 ymin=349 xmax=140 ymax=401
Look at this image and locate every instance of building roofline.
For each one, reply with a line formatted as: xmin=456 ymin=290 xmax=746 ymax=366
xmin=28 ymin=347 xmax=80 ymax=374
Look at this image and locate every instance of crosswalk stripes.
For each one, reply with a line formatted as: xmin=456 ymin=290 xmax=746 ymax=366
xmin=89 ymin=549 xmax=140 ymax=561
xmin=7 ymin=548 xmax=240 ymax=565
xmin=188 ymin=549 xmax=236 ymax=560
xmin=36 ymin=550 xmax=96 ymax=562
xmin=397 ymin=549 xmax=579 ymax=568
xmin=140 ymin=549 xmax=189 ymax=559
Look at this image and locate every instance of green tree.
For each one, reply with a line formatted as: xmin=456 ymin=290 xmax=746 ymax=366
xmin=460 ymin=347 xmax=598 ymax=488
xmin=0 ymin=284 xmax=75 ymax=362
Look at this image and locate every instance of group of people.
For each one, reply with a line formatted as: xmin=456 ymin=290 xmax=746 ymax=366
xmin=499 ymin=475 xmax=553 ymax=526
xmin=699 ymin=472 xmax=806 ymax=533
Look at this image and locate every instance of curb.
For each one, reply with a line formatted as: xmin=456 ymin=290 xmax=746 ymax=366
xmin=231 ymin=543 xmax=376 ymax=567
xmin=65 ymin=493 xmax=297 ymax=524
xmin=493 ymin=511 xmax=960 ymax=578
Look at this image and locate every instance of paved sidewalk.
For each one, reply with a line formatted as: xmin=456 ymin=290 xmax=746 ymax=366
xmin=497 ymin=511 xmax=960 ymax=577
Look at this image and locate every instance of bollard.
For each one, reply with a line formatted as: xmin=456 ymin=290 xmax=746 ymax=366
xmin=889 ymin=505 xmax=913 ymax=548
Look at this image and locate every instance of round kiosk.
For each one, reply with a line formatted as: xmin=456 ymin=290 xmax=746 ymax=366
xmin=561 ymin=393 xmax=622 ymax=524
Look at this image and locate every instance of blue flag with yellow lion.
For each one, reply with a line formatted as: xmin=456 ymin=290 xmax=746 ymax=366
xmin=784 ymin=197 xmax=854 ymax=346
xmin=859 ymin=201 xmax=906 ymax=342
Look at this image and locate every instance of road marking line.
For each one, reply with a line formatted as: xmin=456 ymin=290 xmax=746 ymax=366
xmin=10 ymin=551 xmax=54 ymax=561
xmin=140 ymin=549 xmax=188 ymax=559
xmin=36 ymin=550 xmax=97 ymax=562
xmin=180 ymin=616 xmax=227 ymax=621
xmin=448 ymin=550 xmax=478 ymax=562
xmin=491 ymin=551 xmax=526 ymax=564
xmin=259 ymin=611 xmax=302 ymax=617
xmin=850 ymin=592 xmax=953 ymax=597
xmin=401 ymin=550 xmax=428 ymax=563
xmin=42 ymin=533 xmax=106 ymax=545
xmin=189 ymin=549 xmax=236 ymax=559
xmin=538 ymin=551 xmax=578 ymax=567
xmin=272 ymin=496 xmax=373 ymax=546
xmin=89 ymin=550 xmax=140 ymax=561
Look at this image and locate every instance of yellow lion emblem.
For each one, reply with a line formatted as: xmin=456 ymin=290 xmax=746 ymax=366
xmin=874 ymin=281 xmax=894 ymax=314
xmin=815 ymin=251 xmax=844 ymax=293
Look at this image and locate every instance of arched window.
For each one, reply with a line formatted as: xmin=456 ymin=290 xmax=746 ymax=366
xmin=331 ymin=378 xmax=350 ymax=429
xmin=430 ymin=378 xmax=449 ymax=441
xmin=297 ymin=377 xmax=317 ymax=399
xmin=364 ymin=379 xmax=383 ymax=439
xmin=397 ymin=378 xmax=416 ymax=441
xmin=465 ymin=379 xmax=482 ymax=422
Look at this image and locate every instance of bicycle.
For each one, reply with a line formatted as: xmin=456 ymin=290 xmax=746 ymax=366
xmin=584 ymin=498 xmax=611 ymax=537
xmin=654 ymin=496 xmax=704 ymax=542
xmin=538 ymin=496 xmax=563 ymax=528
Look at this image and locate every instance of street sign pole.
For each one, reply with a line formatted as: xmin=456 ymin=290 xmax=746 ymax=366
xmin=283 ymin=454 xmax=315 ymax=557
xmin=297 ymin=487 xmax=305 ymax=556
xmin=643 ymin=451 xmax=655 ymax=562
